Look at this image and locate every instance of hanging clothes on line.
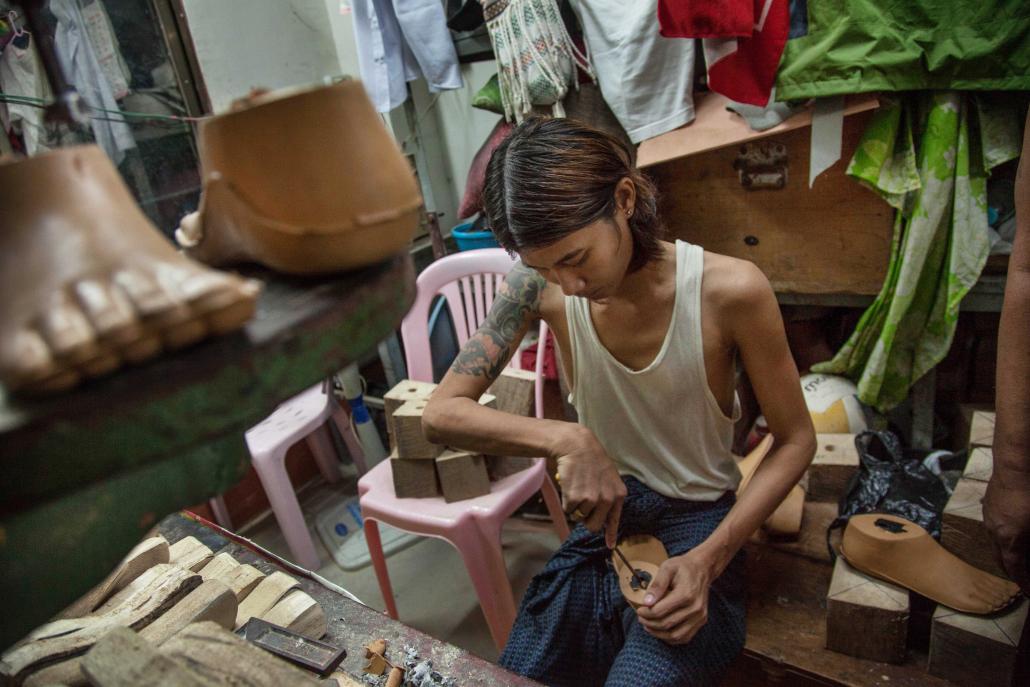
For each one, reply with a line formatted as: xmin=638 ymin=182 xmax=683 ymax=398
xmin=0 ymin=24 xmax=51 ymax=155
xmin=569 ymin=0 xmax=694 ymax=143
xmin=658 ymin=0 xmax=753 ymax=39
xmin=700 ymin=0 xmax=789 ymax=107
xmin=351 ymin=0 xmax=463 ymax=113
xmin=811 ymin=93 xmax=1023 ymax=412
xmin=50 ymin=0 xmax=135 ymax=165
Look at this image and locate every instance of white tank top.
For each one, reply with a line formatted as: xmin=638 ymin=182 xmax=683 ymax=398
xmin=565 ymin=240 xmax=742 ymax=501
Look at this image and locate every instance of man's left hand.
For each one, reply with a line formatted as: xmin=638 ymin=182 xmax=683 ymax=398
xmin=635 ymin=550 xmax=714 ymax=645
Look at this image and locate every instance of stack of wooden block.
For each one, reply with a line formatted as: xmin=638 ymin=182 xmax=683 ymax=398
xmin=384 ymin=369 xmax=537 ymax=503
xmin=1 ymin=534 xmax=328 ymax=686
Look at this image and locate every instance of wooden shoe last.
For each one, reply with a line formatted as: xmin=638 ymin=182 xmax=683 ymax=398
xmin=176 ymin=81 xmax=422 ymax=275
xmin=0 ymin=146 xmax=259 ymax=395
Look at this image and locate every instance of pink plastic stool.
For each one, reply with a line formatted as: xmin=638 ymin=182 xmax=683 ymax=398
xmin=358 ymin=457 xmax=568 ymax=650
xmin=209 ymin=382 xmax=367 ymax=571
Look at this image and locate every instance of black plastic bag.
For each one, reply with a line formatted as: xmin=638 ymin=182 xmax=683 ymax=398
xmin=827 ymin=430 xmax=951 ymax=559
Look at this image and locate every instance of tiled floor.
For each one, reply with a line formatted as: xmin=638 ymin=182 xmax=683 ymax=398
xmin=240 ymin=473 xmax=562 ymax=663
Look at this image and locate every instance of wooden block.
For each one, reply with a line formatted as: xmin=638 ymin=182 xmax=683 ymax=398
xmin=825 ymin=556 xmax=909 ymax=664
xmin=487 ymin=367 xmax=536 ymax=416
xmin=928 ymin=598 xmax=1028 ymax=687
xmin=261 ymin=590 xmax=327 ymax=639
xmin=390 ymin=451 xmax=441 ymax=498
xmin=968 ymin=410 xmax=995 ymax=449
xmin=81 ymin=627 xmax=214 ymax=687
xmin=384 ymin=380 xmax=436 ymax=435
xmin=392 ymin=400 xmax=442 ymax=459
xmin=219 ymin=564 xmax=264 ymax=602
xmin=60 ymin=536 xmax=170 ymax=618
xmin=0 ymin=566 xmax=201 ymax=684
xmin=161 ymin=621 xmax=321 ymax=686
xmin=94 ymin=563 xmax=175 ymax=614
xmin=235 ymin=571 xmax=300 ymax=629
xmin=24 ymin=580 xmax=237 ymax=687
xmin=198 ymin=552 xmax=239 ymax=581
xmin=436 ymin=449 xmax=490 ymax=503
xmin=962 ymin=446 xmax=993 ymax=482
xmin=168 ymin=536 xmax=214 ymax=572
xmin=807 ymin=434 xmax=859 ymax=503
xmin=486 ymin=455 xmax=537 ymax=480
xmin=941 ymin=478 xmax=1008 ymax=579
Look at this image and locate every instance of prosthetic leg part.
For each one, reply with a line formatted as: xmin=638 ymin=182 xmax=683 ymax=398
xmin=840 ymin=513 xmax=1021 ymax=615
xmin=613 ymin=534 xmax=669 ymax=609
xmin=176 ymin=81 xmax=422 ymax=275
xmin=0 ymin=146 xmax=259 ymax=395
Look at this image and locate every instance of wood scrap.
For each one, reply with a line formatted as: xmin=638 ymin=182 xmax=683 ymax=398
xmin=962 ymin=446 xmax=993 ymax=482
xmin=390 ymin=451 xmax=441 ymax=498
xmin=436 ymin=449 xmax=490 ymax=503
xmin=941 ymin=478 xmax=1008 ymax=579
xmin=161 ymin=621 xmax=321 ymax=686
xmin=0 ymin=566 xmax=200 ymax=684
xmin=93 ymin=563 xmax=175 ymax=614
xmin=59 ymin=536 xmax=170 ymax=618
xmin=487 ymin=367 xmax=536 ymax=416
xmin=217 ymin=563 xmax=264 ymax=602
xmin=928 ymin=598 xmax=1028 ymax=687
xmin=80 ymin=626 xmax=214 ymax=687
xmin=327 ymin=672 xmax=365 ymax=687
xmin=807 ymin=434 xmax=859 ymax=503
xmin=384 ymin=380 xmax=436 ymax=436
xmin=197 ymin=552 xmax=239 ymax=581
xmin=825 ymin=556 xmax=909 ymax=664
xmin=967 ymin=410 xmax=995 ymax=449
xmin=260 ymin=590 xmax=327 ymax=639
xmin=392 ymin=401 xmax=442 ymax=459
xmin=363 ymin=639 xmax=390 ymax=676
xmin=168 ymin=536 xmax=214 ymax=572
xmin=385 ymin=666 xmax=405 ymax=687
xmin=235 ymin=571 xmax=300 ymax=629
xmin=486 ymin=455 xmax=536 ymax=480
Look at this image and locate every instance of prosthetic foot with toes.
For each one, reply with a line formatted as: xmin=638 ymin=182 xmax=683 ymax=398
xmin=613 ymin=535 xmax=669 ymax=609
xmin=840 ymin=513 xmax=1021 ymax=614
xmin=0 ymin=145 xmax=260 ymax=395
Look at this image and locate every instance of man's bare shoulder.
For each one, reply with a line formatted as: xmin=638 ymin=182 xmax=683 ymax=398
xmin=701 ymin=251 xmax=775 ymax=314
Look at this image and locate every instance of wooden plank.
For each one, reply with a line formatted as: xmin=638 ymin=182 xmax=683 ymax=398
xmin=383 ymin=380 xmax=436 ymax=436
xmin=825 ymin=557 xmax=909 ymax=664
xmin=0 ymin=566 xmax=201 ymax=684
xmin=235 ymin=572 xmax=300 ymax=629
xmin=168 ymin=536 xmax=214 ymax=572
xmin=161 ymin=621 xmax=322 ymax=686
xmin=436 ymin=450 xmax=491 ymax=503
xmin=487 ymin=368 xmax=536 ymax=417
xmin=24 ymin=580 xmax=236 ymax=687
xmin=390 ymin=452 xmax=441 ymax=499
xmin=648 ymin=107 xmax=893 ymax=295
xmin=968 ymin=410 xmax=995 ymax=449
xmin=261 ymin=590 xmax=327 ymax=640
xmin=391 ymin=401 xmax=442 ymax=460
xmin=962 ymin=447 xmax=993 ymax=483
xmin=59 ymin=536 xmax=170 ymax=619
xmin=81 ymin=627 xmax=214 ymax=687
xmin=941 ymin=478 xmax=1008 ymax=579
xmin=638 ymin=92 xmax=881 ymax=168
xmin=808 ymin=434 xmax=859 ymax=503
xmin=928 ymin=598 xmax=1028 ymax=687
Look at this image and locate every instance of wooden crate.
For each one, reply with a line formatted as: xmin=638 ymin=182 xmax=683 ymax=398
xmin=646 ymin=108 xmax=893 ymax=295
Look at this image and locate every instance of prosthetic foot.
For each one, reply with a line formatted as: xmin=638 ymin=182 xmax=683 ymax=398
xmin=840 ymin=513 xmax=1021 ymax=614
xmin=176 ymin=81 xmax=423 ymax=275
xmin=0 ymin=145 xmax=260 ymax=395
xmin=613 ymin=534 xmax=669 ymax=609
xmin=737 ymin=434 xmax=805 ymax=537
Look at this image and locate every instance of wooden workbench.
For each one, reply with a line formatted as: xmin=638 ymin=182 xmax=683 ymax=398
xmin=158 ymin=512 xmax=541 ymax=686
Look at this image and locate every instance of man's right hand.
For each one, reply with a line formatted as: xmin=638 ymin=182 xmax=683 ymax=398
xmin=552 ymin=425 xmax=627 ymax=548
xmin=984 ymin=463 xmax=1030 ymax=594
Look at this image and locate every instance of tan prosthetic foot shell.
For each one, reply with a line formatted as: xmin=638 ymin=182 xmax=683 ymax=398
xmin=840 ymin=513 xmax=1021 ymax=615
xmin=613 ymin=534 xmax=669 ymax=609
xmin=737 ymin=434 xmax=805 ymax=537
xmin=176 ymin=80 xmax=422 ymax=275
xmin=0 ymin=145 xmax=260 ymax=395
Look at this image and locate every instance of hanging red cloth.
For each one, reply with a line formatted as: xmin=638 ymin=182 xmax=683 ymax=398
xmin=703 ymin=0 xmax=789 ymax=106
xmin=658 ymin=1 xmax=754 ymax=39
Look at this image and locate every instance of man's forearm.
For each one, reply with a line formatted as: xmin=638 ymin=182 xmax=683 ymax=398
xmin=691 ymin=439 xmax=813 ymax=577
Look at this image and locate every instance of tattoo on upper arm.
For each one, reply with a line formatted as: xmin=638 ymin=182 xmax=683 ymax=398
xmin=449 ymin=264 xmax=545 ymax=380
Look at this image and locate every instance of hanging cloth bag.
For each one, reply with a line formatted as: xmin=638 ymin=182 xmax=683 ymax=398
xmin=481 ymin=0 xmax=594 ymax=121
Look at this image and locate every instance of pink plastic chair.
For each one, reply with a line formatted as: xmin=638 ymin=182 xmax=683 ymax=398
xmin=209 ymin=381 xmax=367 ymax=571
xmin=358 ymin=248 xmax=569 ymax=650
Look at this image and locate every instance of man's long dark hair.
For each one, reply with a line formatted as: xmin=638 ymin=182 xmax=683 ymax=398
xmin=483 ymin=117 xmax=665 ymax=273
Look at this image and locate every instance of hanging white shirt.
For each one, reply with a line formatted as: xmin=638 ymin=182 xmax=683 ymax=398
xmin=50 ymin=0 xmax=136 ymax=165
xmin=0 ymin=36 xmax=52 ymax=155
xmin=351 ymin=0 xmax=463 ymax=113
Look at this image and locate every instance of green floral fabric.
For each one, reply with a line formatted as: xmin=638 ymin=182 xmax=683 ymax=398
xmin=812 ymin=92 xmax=1022 ymax=412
